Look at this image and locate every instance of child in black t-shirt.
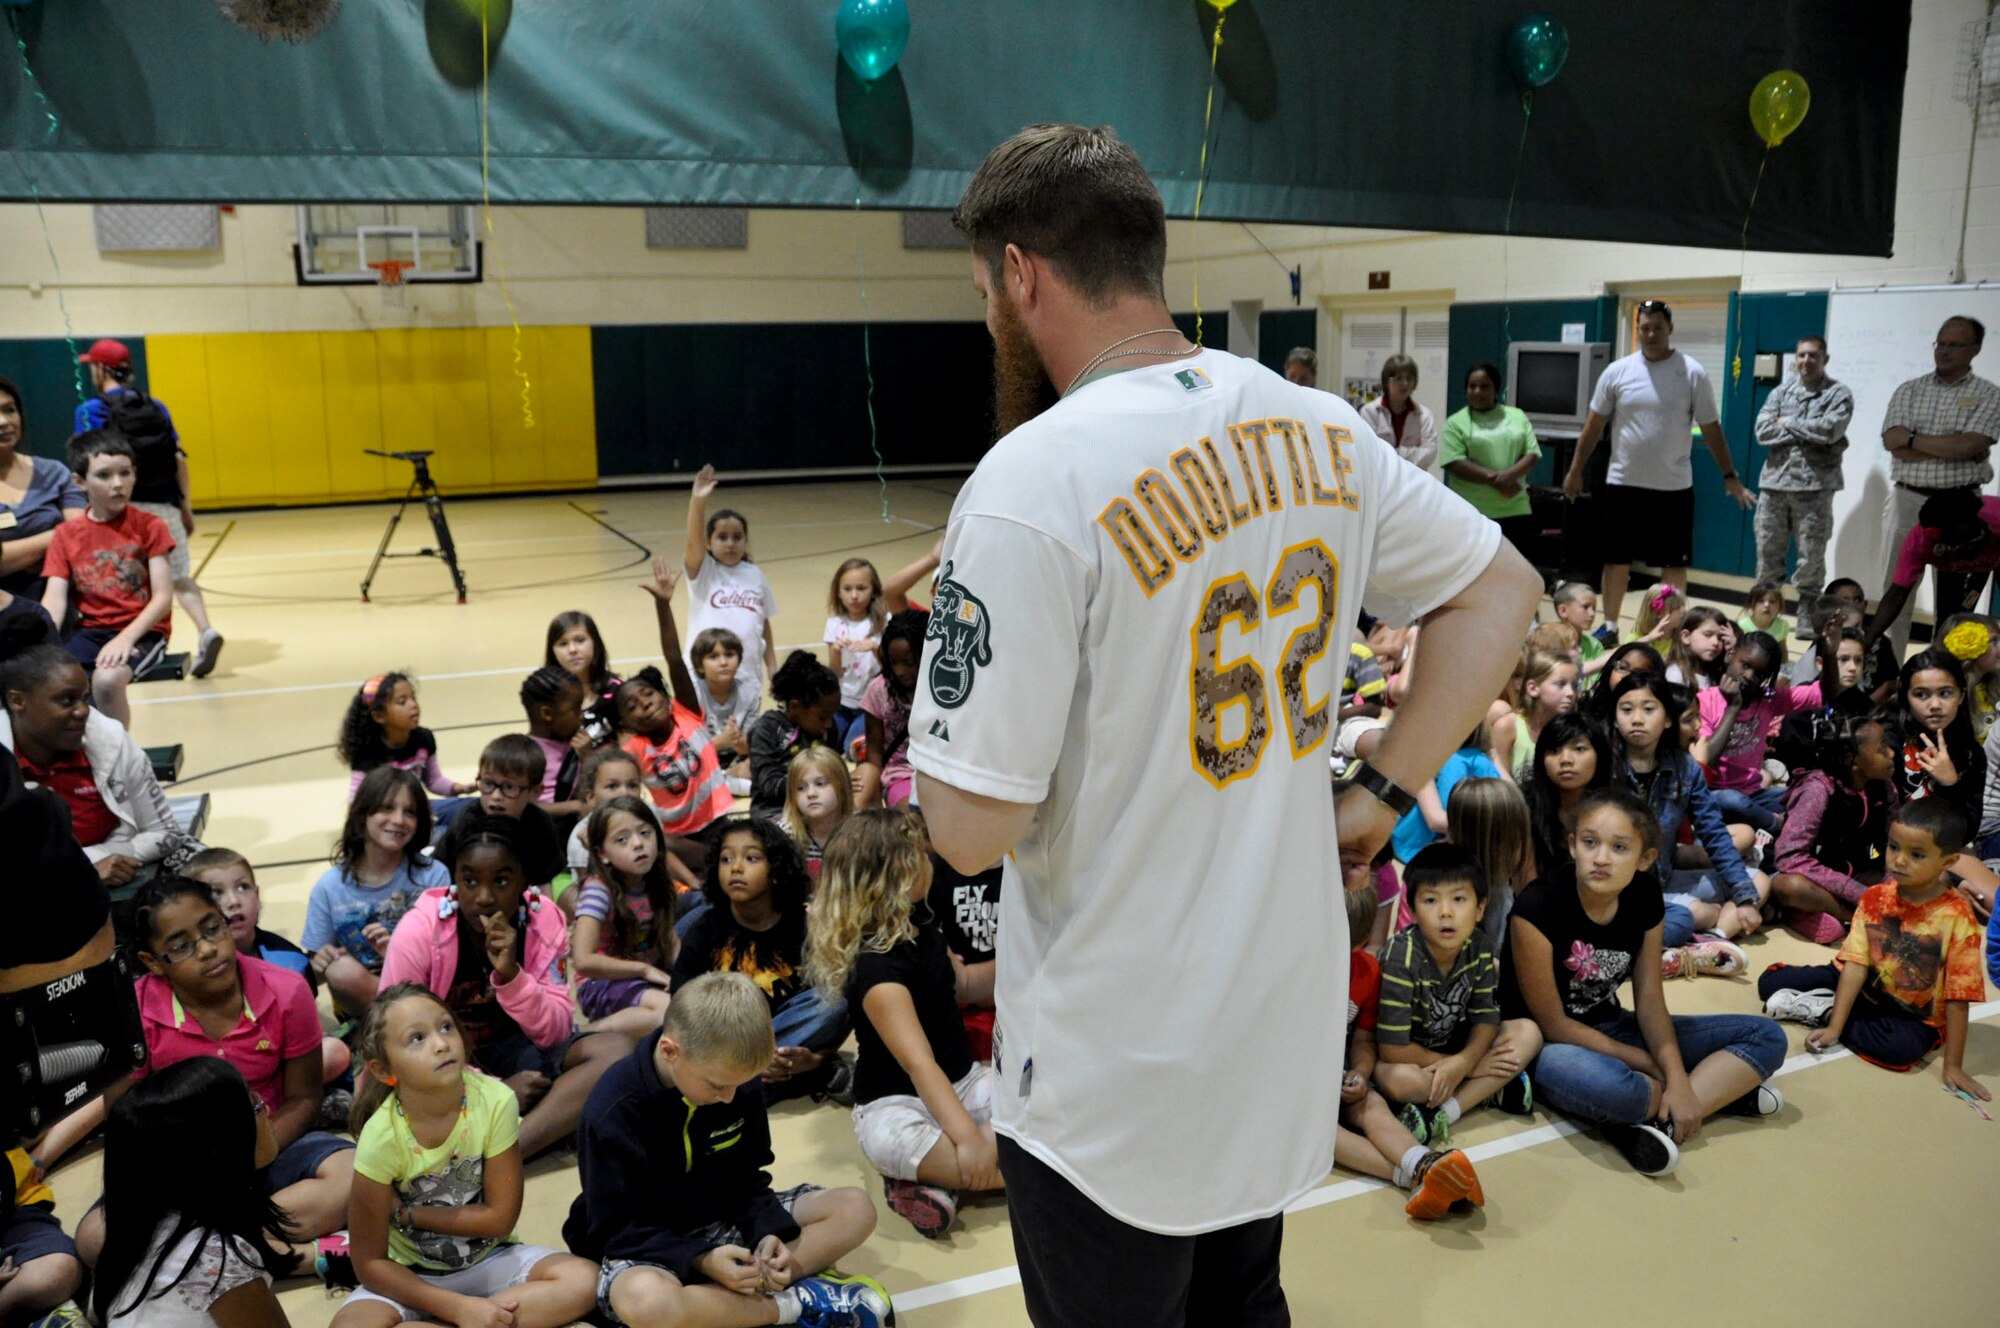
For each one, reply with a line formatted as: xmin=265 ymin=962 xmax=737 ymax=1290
xmin=911 ymin=808 xmax=1001 ymax=1062
xmin=805 ymin=809 xmax=1001 ymax=1239
xmin=671 ymin=815 xmax=851 ymax=1103
xmin=434 ymin=734 xmax=568 ymax=889
xmin=1506 ymin=788 xmax=1789 ymax=1178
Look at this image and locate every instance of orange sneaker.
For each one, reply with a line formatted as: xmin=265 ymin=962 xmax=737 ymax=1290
xmin=1404 ymin=1149 xmax=1484 ymax=1221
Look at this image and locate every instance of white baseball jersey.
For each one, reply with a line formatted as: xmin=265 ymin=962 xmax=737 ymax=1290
xmin=908 ymin=350 xmax=1500 ymax=1234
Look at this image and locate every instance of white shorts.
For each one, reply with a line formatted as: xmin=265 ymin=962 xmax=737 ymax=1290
xmin=851 ymin=1063 xmax=992 ymax=1181
xmin=1334 ymin=714 xmax=1387 ymax=763
xmin=341 ymin=1243 xmax=564 ymax=1321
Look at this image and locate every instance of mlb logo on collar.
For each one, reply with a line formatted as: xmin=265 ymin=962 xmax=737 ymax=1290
xmin=1174 ymin=368 xmax=1214 ymax=392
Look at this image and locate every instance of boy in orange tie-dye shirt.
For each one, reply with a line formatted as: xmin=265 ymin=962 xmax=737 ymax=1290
xmin=1759 ymin=800 xmax=1990 ymax=1099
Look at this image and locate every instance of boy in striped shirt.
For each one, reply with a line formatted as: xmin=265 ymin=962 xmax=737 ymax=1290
xmin=1373 ymin=844 xmax=1541 ymax=1144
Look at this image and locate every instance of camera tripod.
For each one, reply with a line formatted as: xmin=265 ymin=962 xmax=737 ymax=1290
xmin=360 ymin=450 xmax=467 ymax=604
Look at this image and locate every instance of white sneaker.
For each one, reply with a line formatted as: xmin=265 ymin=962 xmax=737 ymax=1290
xmin=191 ymin=627 xmax=225 ymax=678
xmin=1723 ymin=1083 xmax=1786 ymax=1118
xmin=1763 ymin=988 xmax=1835 ymax=1027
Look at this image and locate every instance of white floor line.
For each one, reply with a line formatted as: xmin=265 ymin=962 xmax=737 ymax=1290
xmin=889 ymin=999 xmax=2000 ymax=1317
xmin=128 ymin=648 xmax=826 ymax=708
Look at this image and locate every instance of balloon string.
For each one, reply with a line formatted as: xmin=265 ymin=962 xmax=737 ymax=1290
xmin=1500 ymin=90 xmax=1534 ymax=355
xmin=1190 ymin=8 xmax=1228 ymax=348
xmin=1732 ymin=145 xmax=1772 ymax=387
xmin=854 ymin=191 xmax=889 ymax=524
xmin=10 ymin=13 xmax=84 ymax=402
xmin=481 ymin=0 xmax=534 ymax=428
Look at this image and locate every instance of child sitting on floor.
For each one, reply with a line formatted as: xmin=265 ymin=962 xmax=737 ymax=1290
xmin=564 ymin=972 xmax=892 ymax=1328
xmin=1770 ymin=716 xmax=1898 ymax=945
xmin=623 ymin=558 xmax=735 ymax=841
xmin=112 ymin=875 xmax=355 ymax=1264
xmin=750 ymin=652 xmax=843 ymax=818
xmin=337 ymin=672 xmax=477 ymax=802
xmin=2 ymin=1141 xmax=81 ymax=1328
xmin=334 ymin=984 xmax=598 ymax=1328
xmin=675 ymin=815 xmax=850 ymax=1103
xmin=1551 ymin=581 xmax=1608 ymax=676
xmin=1505 ymin=788 xmax=1788 ymax=1178
xmin=1692 ymin=629 xmax=1821 ymax=831
xmin=39 ymin=431 xmax=173 ymax=728
xmin=689 ymin=627 xmax=760 ymax=787
xmin=1666 ymin=605 xmax=1730 ymax=691
xmin=562 ymin=746 xmax=701 ymax=894
xmin=435 ymin=734 xmax=569 ymax=891
xmin=546 ymin=609 xmax=623 ymax=749
xmin=782 ymin=746 xmax=854 ymax=879
xmin=857 ymin=612 xmax=926 ymax=810
xmin=1761 ymin=799 xmax=1990 ymax=1100
xmin=518 ymin=665 xmax=587 ymax=822
xmin=570 ymin=795 xmax=680 ymax=1039
xmin=380 ymin=815 xmax=634 ymax=1159
xmin=90 ymin=1060 xmax=293 ymax=1328
xmin=806 ymin=811 xmax=1002 ymax=1239
xmin=1333 ymin=883 xmax=1485 ymax=1221
xmin=306 ymin=766 xmax=449 ymax=1015
xmin=1373 ymin=845 xmax=1541 ymax=1147
xmin=1737 ymin=579 xmax=1792 ymax=652
xmin=825 ymin=557 xmax=885 ymax=759
xmin=911 ymin=808 xmax=1001 ymax=1064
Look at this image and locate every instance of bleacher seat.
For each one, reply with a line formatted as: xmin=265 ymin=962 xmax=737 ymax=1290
xmin=136 ymin=653 xmax=189 ymax=683
xmin=170 ymin=793 xmax=210 ymax=842
xmin=147 ymin=744 xmax=184 ymax=784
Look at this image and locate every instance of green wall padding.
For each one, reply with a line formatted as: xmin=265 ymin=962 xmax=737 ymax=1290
xmin=1258 ymin=309 xmax=1316 ymax=376
xmin=591 ymin=322 xmax=996 ymax=478
xmin=0 ymin=337 xmax=150 ymax=462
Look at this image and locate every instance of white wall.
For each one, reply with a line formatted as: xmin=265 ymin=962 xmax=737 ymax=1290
xmin=0 ymin=0 xmax=1991 ymax=340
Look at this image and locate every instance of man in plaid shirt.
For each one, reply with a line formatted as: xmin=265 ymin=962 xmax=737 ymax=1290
xmin=1753 ymin=336 xmax=1852 ymax=637
xmin=1877 ymin=316 xmax=2000 ymax=655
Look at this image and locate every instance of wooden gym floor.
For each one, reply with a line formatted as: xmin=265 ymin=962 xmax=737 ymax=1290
xmin=42 ymin=478 xmax=1998 ymax=1325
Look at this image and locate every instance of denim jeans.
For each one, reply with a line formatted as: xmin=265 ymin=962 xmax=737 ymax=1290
xmin=1531 ymin=1008 xmax=1787 ymax=1126
xmin=772 ymin=985 xmax=849 ymax=1052
xmin=1710 ymin=785 xmax=1786 ymax=833
xmin=1661 ymin=900 xmax=1697 ymax=948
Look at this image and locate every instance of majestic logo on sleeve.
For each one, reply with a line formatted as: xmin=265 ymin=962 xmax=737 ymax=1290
xmin=925 ymin=561 xmax=992 ymax=709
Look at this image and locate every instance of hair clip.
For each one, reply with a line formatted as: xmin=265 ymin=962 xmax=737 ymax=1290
xmin=1648 ymin=585 xmax=1677 ymax=612
xmin=438 ymin=882 xmax=459 ymax=920
xmin=361 ymin=674 xmax=387 ymax=706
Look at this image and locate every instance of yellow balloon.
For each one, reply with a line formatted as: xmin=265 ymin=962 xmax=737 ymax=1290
xmin=1749 ymin=69 xmax=1810 ymax=148
xmin=1207 ymin=0 xmax=1238 ymax=8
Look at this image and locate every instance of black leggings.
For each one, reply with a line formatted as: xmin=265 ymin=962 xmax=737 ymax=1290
xmin=1758 ymin=964 xmax=1942 ymax=1069
xmin=998 ymin=1135 xmax=1289 ymax=1328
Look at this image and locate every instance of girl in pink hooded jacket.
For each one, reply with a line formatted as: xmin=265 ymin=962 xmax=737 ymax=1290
xmin=380 ymin=815 xmax=634 ymax=1159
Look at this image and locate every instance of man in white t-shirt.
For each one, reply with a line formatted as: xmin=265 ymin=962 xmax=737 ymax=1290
xmin=1561 ymin=300 xmax=1754 ymax=628
xmin=910 ymin=124 xmax=1540 ymax=1326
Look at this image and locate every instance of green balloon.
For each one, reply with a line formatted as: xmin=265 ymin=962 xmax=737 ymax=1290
xmin=1506 ymin=13 xmax=1569 ymax=91
xmin=425 ymin=0 xmax=512 ymax=89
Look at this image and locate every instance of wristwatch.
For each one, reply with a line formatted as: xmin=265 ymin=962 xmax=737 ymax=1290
xmin=1336 ymin=759 xmax=1418 ymax=817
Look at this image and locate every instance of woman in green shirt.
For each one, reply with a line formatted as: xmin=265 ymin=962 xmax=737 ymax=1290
xmin=1441 ymin=362 xmax=1542 ymax=553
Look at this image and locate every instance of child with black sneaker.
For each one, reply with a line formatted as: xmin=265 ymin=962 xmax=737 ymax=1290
xmin=1506 ymin=788 xmax=1789 ymax=1178
xmin=1333 ymin=884 xmax=1485 ymax=1221
xmin=565 ymin=973 xmax=892 ymax=1328
xmin=1761 ymin=798 xmax=1991 ymax=1099
xmin=1372 ymin=844 xmax=1541 ymax=1146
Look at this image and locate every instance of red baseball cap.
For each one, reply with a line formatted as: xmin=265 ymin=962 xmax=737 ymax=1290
xmin=77 ymin=339 xmax=131 ymax=369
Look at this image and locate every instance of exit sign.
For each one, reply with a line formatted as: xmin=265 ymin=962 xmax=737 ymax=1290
xmin=1367 ymin=270 xmax=1391 ymax=290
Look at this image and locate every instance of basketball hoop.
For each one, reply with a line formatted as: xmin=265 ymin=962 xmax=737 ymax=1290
xmin=369 ymin=260 xmax=413 ymax=308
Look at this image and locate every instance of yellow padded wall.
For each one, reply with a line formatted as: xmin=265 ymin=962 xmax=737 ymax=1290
xmin=146 ymin=326 xmax=598 ymax=508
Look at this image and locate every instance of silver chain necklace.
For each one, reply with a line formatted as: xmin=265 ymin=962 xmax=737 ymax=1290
xmin=1062 ymin=327 xmax=1200 ymax=397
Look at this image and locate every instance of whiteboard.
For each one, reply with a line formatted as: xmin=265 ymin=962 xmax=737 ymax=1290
xmin=1823 ymin=285 xmax=2000 ymax=616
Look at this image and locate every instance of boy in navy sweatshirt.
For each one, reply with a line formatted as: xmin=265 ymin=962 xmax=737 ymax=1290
xmin=564 ymin=972 xmax=892 ymax=1328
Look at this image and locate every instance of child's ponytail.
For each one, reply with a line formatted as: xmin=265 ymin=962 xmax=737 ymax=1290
xmin=349 ymin=982 xmax=453 ymax=1135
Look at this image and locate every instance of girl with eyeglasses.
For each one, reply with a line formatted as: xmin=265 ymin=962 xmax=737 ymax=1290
xmin=82 ymin=876 xmax=356 ymax=1275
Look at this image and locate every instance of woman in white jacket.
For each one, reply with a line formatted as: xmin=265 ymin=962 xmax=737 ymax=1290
xmin=1 ymin=641 xmax=184 ymax=885
xmin=1359 ymin=353 xmax=1442 ymax=476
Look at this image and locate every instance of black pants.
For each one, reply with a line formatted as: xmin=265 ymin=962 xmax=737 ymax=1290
xmin=1758 ymin=963 xmax=1942 ymax=1069
xmin=998 ymin=1135 xmax=1289 ymax=1328
xmin=1932 ymin=566 xmax=1994 ymax=626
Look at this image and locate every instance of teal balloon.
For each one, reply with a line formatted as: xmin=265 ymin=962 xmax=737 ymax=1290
xmin=836 ymin=0 xmax=909 ymax=83
xmin=1506 ymin=13 xmax=1569 ymax=90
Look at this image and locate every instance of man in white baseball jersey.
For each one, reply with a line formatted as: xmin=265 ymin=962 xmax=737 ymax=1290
xmin=911 ymin=125 xmax=1540 ymax=1326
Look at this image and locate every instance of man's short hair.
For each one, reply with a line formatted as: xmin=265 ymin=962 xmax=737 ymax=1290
xmin=953 ymin=123 xmax=1167 ymax=307
xmin=1285 ymin=347 xmax=1317 ymax=370
xmin=480 ymin=732 xmax=546 ymax=784
xmin=67 ymin=429 xmax=133 ymax=474
xmin=1944 ymin=315 xmax=1986 ymax=346
xmin=1796 ymin=335 xmax=1828 ymax=355
xmin=1635 ymin=298 xmax=1673 ymax=327
xmin=666 ymin=971 xmax=777 ymax=1073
